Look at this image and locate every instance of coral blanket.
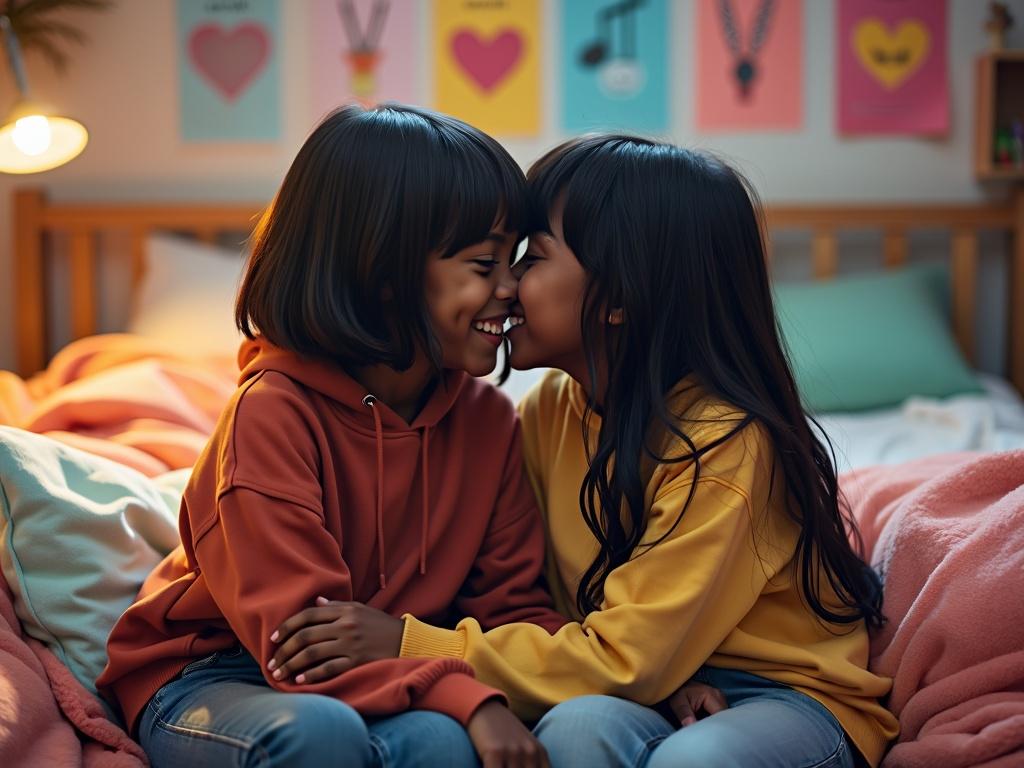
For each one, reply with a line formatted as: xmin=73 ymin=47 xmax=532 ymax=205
xmin=0 ymin=577 xmax=147 ymax=767
xmin=0 ymin=334 xmax=236 ymax=476
xmin=843 ymin=451 xmax=1024 ymax=768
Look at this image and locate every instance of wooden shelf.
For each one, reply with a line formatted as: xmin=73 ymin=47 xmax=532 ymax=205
xmin=975 ymin=52 xmax=1024 ymax=180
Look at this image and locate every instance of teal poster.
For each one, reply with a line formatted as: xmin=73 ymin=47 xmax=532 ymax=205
xmin=561 ymin=0 xmax=669 ymax=132
xmin=178 ymin=0 xmax=281 ymax=142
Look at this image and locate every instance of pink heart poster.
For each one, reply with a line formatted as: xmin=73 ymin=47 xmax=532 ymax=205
xmin=837 ymin=0 xmax=948 ymax=136
xmin=178 ymin=0 xmax=280 ymax=141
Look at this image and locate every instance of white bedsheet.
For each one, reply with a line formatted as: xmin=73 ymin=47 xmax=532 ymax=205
xmin=815 ymin=374 xmax=1024 ymax=472
xmin=503 ymin=368 xmax=1024 ymax=473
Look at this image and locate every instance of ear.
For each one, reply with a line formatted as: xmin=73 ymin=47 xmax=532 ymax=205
xmin=607 ymin=308 xmax=624 ymax=326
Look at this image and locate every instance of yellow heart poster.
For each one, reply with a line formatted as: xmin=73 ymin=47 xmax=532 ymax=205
xmin=838 ymin=0 xmax=947 ymax=135
xmin=433 ymin=0 xmax=541 ymax=136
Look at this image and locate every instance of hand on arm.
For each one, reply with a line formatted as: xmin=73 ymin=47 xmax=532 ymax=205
xmin=269 ymin=597 xmax=404 ymax=684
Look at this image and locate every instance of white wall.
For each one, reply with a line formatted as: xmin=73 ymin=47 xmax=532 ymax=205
xmin=2 ymin=0 xmax=1022 ymax=373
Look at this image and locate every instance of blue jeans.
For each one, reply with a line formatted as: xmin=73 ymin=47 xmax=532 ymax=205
xmin=138 ymin=646 xmax=479 ymax=768
xmin=534 ymin=666 xmax=858 ymax=768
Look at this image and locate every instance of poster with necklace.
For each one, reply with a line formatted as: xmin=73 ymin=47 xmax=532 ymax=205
xmin=837 ymin=0 xmax=948 ymax=135
xmin=310 ymin=0 xmax=420 ymax=120
xmin=696 ymin=0 xmax=802 ymax=132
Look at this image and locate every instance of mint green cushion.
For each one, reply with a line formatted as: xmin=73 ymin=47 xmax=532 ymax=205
xmin=0 ymin=426 xmax=188 ymax=697
xmin=774 ymin=265 xmax=983 ymax=412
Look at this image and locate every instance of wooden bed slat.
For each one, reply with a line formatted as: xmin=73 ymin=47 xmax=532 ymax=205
xmin=69 ymin=230 xmax=99 ymax=340
xmin=194 ymin=228 xmax=218 ymax=245
xmin=130 ymin=229 xmax=147 ymax=294
xmin=1012 ymin=193 xmax=1024 ymax=394
xmin=812 ymin=231 xmax=839 ymax=279
xmin=951 ymin=230 xmax=978 ymax=366
xmin=14 ymin=189 xmax=47 ymax=377
xmin=883 ymin=230 xmax=908 ymax=269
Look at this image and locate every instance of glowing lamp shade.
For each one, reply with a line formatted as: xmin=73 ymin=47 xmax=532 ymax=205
xmin=0 ymin=101 xmax=88 ymax=174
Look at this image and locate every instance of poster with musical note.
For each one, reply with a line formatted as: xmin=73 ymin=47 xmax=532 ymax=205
xmin=177 ymin=0 xmax=281 ymax=141
xmin=311 ymin=0 xmax=420 ymax=120
xmin=433 ymin=0 xmax=541 ymax=136
xmin=561 ymin=0 xmax=668 ymax=132
xmin=695 ymin=0 xmax=802 ymax=133
xmin=837 ymin=0 xmax=948 ymax=135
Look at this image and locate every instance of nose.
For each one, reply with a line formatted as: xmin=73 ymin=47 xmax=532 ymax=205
xmin=494 ymin=261 xmax=519 ymax=301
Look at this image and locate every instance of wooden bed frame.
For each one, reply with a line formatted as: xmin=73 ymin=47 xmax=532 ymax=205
xmin=12 ymin=187 xmax=1024 ymax=394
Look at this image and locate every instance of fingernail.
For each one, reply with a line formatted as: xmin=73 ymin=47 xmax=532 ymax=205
xmin=316 ymin=596 xmax=328 ymax=605
xmin=267 ymin=659 xmax=277 ymax=671
xmin=296 ymin=674 xmax=306 ymax=684
xmin=272 ymin=669 xmax=283 ymax=680
xmin=270 ymin=631 xmax=279 ymax=642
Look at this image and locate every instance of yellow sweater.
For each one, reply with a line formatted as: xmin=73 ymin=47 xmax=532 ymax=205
xmin=401 ymin=370 xmax=899 ymax=766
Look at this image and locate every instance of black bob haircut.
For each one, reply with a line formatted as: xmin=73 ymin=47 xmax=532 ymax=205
xmin=236 ymin=103 xmax=527 ymax=371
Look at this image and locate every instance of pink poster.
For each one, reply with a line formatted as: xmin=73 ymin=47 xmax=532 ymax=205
xmin=837 ymin=0 xmax=948 ymax=136
xmin=311 ymin=0 xmax=419 ymax=121
xmin=696 ymin=0 xmax=803 ymax=133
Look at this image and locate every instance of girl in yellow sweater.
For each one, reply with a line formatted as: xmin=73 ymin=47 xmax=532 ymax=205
xmin=268 ymin=136 xmax=899 ymax=767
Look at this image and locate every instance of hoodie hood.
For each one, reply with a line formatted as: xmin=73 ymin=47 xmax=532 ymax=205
xmin=237 ymin=337 xmax=468 ymax=587
xmin=237 ymin=337 xmax=468 ymax=432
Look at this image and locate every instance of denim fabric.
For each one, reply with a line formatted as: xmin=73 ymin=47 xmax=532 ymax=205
xmin=137 ymin=647 xmax=479 ymax=768
xmin=534 ymin=666 xmax=857 ymax=768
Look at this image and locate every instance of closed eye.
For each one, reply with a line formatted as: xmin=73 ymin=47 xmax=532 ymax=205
xmin=472 ymin=258 xmax=499 ymax=273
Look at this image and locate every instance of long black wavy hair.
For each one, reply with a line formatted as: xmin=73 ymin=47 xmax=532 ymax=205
xmin=526 ymin=135 xmax=884 ymax=628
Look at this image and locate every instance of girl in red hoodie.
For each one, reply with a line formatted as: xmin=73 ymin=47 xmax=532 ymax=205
xmin=97 ymin=104 xmax=565 ymax=768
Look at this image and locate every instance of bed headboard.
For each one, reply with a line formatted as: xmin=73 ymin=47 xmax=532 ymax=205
xmin=11 ymin=187 xmax=1024 ymax=394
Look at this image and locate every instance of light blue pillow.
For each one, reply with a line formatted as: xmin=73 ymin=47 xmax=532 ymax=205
xmin=0 ymin=426 xmax=187 ymax=698
xmin=774 ymin=264 xmax=983 ymax=413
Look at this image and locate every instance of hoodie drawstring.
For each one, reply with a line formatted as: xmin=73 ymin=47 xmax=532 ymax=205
xmin=362 ymin=395 xmax=431 ymax=589
xmin=363 ymin=395 xmax=387 ymax=590
xmin=420 ymin=427 xmax=430 ymax=575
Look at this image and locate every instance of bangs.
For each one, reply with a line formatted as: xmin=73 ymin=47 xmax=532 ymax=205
xmin=415 ymin=111 xmax=527 ymax=256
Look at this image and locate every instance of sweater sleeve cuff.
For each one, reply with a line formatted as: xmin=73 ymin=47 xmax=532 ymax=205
xmin=415 ymin=672 xmax=506 ymax=726
xmin=400 ymin=614 xmax=467 ymax=660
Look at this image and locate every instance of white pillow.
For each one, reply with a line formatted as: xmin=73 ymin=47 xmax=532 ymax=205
xmin=127 ymin=233 xmax=246 ymax=357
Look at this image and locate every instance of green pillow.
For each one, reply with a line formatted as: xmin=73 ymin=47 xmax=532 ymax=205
xmin=0 ymin=426 xmax=187 ymax=699
xmin=774 ymin=264 xmax=983 ymax=412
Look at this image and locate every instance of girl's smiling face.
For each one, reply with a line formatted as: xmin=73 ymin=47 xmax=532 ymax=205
xmin=506 ymin=204 xmax=590 ymax=381
xmin=424 ymin=227 xmax=519 ymax=377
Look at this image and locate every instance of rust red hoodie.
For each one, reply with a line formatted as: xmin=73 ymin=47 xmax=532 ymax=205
xmin=97 ymin=338 xmax=565 ymax=735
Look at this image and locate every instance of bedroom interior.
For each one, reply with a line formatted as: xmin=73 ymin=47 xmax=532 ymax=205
xmin=1 ymin=2 xmax=1023 ymax=767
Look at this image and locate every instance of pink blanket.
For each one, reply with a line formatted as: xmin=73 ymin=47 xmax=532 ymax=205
xmin=0 ymin=577 xmax=147 ymax=767
xmin=0 ymin=334 xmax=236 ymax=476
xmin=843 ymin=451 xmax=1024 ymax=768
